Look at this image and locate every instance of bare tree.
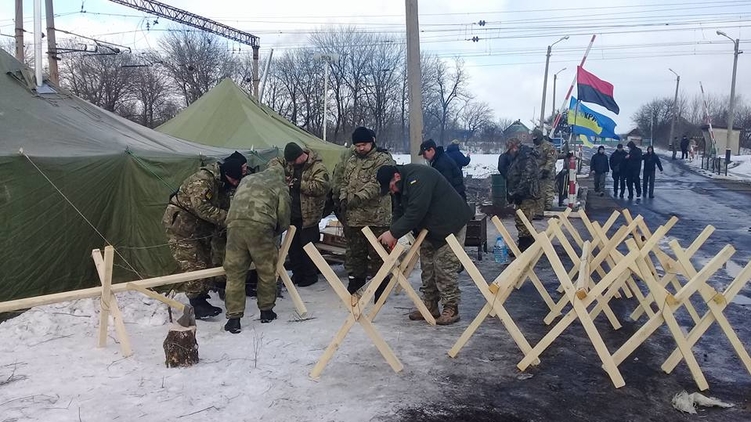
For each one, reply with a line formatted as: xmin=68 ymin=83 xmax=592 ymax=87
xmin=424 ymin=57 xmax=470 ymax=145
xmin=59 ymin=46 xmax=134 ymax=115
xmin=460 ymin=100 xmax=493 ymax=140
xmin=158 ymin=28 xmax=237 ymax=106
xmin=129 ymin=55 xmax=179 ymax=128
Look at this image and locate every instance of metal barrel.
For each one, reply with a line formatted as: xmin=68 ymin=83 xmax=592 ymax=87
xmin=491 ymin=174 xmax=506 ymax=207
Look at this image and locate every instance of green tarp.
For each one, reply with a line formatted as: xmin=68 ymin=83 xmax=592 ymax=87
xmin=157 ymin=78 xmax=345 ymax=171
xmin=0 ymin=50 xmax=277 ymax=302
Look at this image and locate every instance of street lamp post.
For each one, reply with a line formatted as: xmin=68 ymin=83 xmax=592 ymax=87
xmin=314 ymin=53 xmax=339 ymax=142
xmin=551 ymin=67 xmax=566 ymax=129
xmin=668 ymin=68 xmax=680 ymax=160
xmin=539 ymin=36 xmax=569 ymax=130
xmin=717 ymin=31 xmax=743 ymax=155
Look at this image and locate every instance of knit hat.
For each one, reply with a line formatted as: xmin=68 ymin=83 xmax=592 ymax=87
xmin=352 ymin=127 xmax=374 ymax=144
xmin=220 ymin=158 xmax=244 ymax=181
xmin=376 ymin=165 xmax=398 ymax=195
xmin=284 ymin=142 xmax=304 ymax=162
xmin=225 ymin=151 xmax=247 ymax=165
xmin=531 ymin=128 xmax=543 ymax=140
xmin=419 ymin=139 xmax=437 ymax=155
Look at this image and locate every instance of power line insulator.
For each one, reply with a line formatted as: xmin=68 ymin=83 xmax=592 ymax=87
xmin=478 ymin=20 xmax=486 ymax=26
xmin=471 ymin=36 xmax=480 ymax=42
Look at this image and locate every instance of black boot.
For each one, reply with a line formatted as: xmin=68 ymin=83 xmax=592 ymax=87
xmin=296 ymin=275 xmax=319 ymax=287
xmin=373 ymin=275 xmax=391 ymax=304
xmin=224 ymin=318 xmax=241 ymax=334
xmin=517 ymin=236 xmax=535 ymax=252
xmin=347 ymin=277 xmax=366 ymax=295
xmin=260 ymin=309 xmax=277 ymax=323
xmin=189 ymin=296 xmax=222 ymax=319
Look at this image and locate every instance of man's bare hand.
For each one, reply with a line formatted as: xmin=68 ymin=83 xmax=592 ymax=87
xmin=377 ymin=231 xmax=398 ymax=249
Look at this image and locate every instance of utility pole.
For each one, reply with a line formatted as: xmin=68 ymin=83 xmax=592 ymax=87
xmin=551 ymin=67 xmax=566 ymax=129
xmin=539 ymin=36 xmax=568 ymax=130
xmin=405 ymin=0 xmax=423 ymax=163
xmin=45 ymin=0 xmax=59 ymax=84
xmin=259 ymin=48 xmax=274 ymax=103
xmin=252 ymin=45 xmax=260 ymax=97
xmin=668 ymin=68 xmax=680 ymax=159
xmin=717 ymin=31 xmax=742 ymax=155
xmin=33 ymin=0 xmax=42 ymax=86
xmin=313 ymin=53 xmax=339 ymax=142
xmin=15 ymin=0 xmax=24 ymax=62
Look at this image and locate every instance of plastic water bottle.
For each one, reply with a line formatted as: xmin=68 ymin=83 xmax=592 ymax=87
xmin=493 ymin=237 xmax=509 ymax=264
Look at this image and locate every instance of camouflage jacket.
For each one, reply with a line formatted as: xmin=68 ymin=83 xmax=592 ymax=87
xmin=163 ymin=162 xmax=227 ymax=238
xmin=268 ymin=150 xmax=330 ymax=229
xmin=535 ymin=139 xmax=557 ymax=178
xmin=506 ymin=145 xmax=541 ymax=204
xmin=331 ymin=146 xmax=356 ymax=201
xmin=226 ymin=165 xmax=291 ymax=235
xmin=339 ymin=147 xmax=395 ymax=227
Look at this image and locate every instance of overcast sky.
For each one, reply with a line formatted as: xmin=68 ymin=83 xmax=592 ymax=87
xmin=2 ymin=0 xmax=750 ymax=132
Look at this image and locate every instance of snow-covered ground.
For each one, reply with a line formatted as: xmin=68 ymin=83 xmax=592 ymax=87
xmin=684 ymin=154 xmax=751 ymax=182
xmin=394 ymin=154 xmax=564 ymax=178
xmin=0 ymin=267 xmax=469 ymax=422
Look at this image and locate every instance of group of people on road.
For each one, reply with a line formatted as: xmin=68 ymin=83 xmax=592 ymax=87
xmin=590 ymin=141 xmax=663 ymax=199
xmin=163 ymin=127 xmax=474 ymax=333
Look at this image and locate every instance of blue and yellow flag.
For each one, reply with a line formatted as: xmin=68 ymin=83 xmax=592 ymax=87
xmin=568 ymin=97 xmax=620 ymax=140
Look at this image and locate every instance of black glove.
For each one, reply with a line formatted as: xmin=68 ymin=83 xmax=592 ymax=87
xmin=541 ymin=169 xmax=550 ymax=179
xmin=348 ymin=195 xmax=362 ymax=208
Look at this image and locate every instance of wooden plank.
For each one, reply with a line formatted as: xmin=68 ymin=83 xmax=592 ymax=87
xmin=97 ymin=247 xmax=114 ymax=348
xmin=276 ymin=226 xmax=308 ymax=318
xmin=127 ymin=283 xmax=185 ymax=311
xmin=575 ymin=241 xmax=591 ymax=300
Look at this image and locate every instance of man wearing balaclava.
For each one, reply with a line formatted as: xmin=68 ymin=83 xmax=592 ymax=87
xmin=162 ymin=158 xmax=245 ymax=319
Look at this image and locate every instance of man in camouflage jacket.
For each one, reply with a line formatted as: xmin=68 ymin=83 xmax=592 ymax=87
xmin=269 ymin=143 xmax=330 ymax=287
xmin=533 ymin=130 xmax=557 ymax=215
xmin=223 ymin=165 xmax=291 ymax=333
xmin=505 ymin=138 xmax=541 ymax=251
xmin=338 ymin=127 xmax=395 ymax=294
xmin=162 ymin=158 xmax=244 ymax=318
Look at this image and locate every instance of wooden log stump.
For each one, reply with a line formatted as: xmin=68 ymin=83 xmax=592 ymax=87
xmin=163 ymin=324 xmax=199 ymax=368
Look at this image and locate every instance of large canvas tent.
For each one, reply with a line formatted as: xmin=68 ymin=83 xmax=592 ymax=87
xmin=0 ymin=50 xmax=276 ymax=302
xmin=157 ymin=78 xmax=345 ymax=170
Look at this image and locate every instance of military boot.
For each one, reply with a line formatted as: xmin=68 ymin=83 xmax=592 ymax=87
xmin=373 ymin=275 xmax=391 ymax=304
xmin=435 ymin=305 xmax=460 ymax=325
xmin=260 ymin=309 xmax=277 ymax=323
xmin=347 ymin=277 xmax=366 ymax=295
xmin=408 ymin=301 xmax=440 ymax=321
xmin=517 ymin=236 xmax=535 ymax=252
xmin=224 ymin=318 xmax=241 ymax=334
xmin=189 ymin=296 xmax=222 ymax=319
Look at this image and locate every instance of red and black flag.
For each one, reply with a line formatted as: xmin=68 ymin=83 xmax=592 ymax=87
xmin=577 ymin=66 xmax=619 ymax=115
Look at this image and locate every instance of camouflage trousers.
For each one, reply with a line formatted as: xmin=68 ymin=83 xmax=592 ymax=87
xmin=224 ymin=222 xmax=279 ymax=318
xmin=346 ymin=226 xmax=389 ymax=279
xmin=536 ymin=177 xmax=555 ymax=214
xmin=167 ymin=235 xmax=212 ymax=299
xmin=515 ymin=198 xmax=538 ymax=239
xmin=211 ymin=229 xmax=228 ymax=285
xmin=420 ymin=227 xmax=465 ymax=307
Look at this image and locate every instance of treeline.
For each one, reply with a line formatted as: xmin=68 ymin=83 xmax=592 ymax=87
xmin=4 ymin=27 xmax=519 ymax=152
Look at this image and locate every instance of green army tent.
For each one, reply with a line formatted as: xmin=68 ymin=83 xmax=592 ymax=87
xmin=0 ymin=50 xmax=276 ymax=302
xmin=157 ymin=78 xmax=345 ymax=171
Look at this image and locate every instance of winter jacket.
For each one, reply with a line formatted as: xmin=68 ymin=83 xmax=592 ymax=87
xmin=428 ymin=146 xmax=466 ymax=200
xmin=535 ymin=139 xmax=557 ymax=179
xmin=390 ymin=164 xmax=473 ymax=246
xmin=446 ymin=144 xmax=471 ymax=169
xmin=625 ymin=143 xmax=643 ymax=175
xmin=680 ymin=137 xmax=690 ymax=151
xmin=609 ymin=149 xmax=627 ymax=174
xmin=590 ymin=152 xmax=610 ymax=174
xmin=642 ymin=152 xmax=663 ymax=173
xmin=506 ymin=145 xmax=541 ymax=204
xmin=339 ymin=146 xmax=395 ymax=227
xmin=268 ymin=149 xmax=330 ymax=229
xmin=163 ymin=162 xmax=228 ymax=238
xmin=226 ymin=165 xmax=291 ymax=236
xmin=498 ymin=152 xmax=512 ymax=179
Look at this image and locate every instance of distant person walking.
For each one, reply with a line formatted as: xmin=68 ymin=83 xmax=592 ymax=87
xmin=642 ymin=146 xmax=663 ymax=199
xmin=589 ymin=146 xmax=610 ymax=196
xmin=680 ymin=135 xmax=690 ymax=160
xmin=609 ymin=144 xmax=627 ymax=198
xmin=446 ymin=140 xmax=471 ymax=171
xmin=625 ymin=141 xmax=643 ymax=199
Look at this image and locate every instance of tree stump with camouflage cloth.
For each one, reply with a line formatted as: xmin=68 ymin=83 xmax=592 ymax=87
xmin=163 ymin=324 xmax=199 ymax=367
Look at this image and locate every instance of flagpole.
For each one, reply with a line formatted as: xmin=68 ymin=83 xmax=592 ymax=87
xmin=551 ymin=34 xmax=596 ymax=135
xmin=567 ymin=100 xmax=581 ymax=209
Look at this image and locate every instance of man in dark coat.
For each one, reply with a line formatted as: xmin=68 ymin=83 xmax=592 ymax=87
xmin=609 ymin=144 xmax=627 ymax=198
xmin=625 ymin=141 xmax=643 ymax=199
xmin=642 ymin=145 xmax=663 ymax=199
xmin=680 ymin=135 xmax=690 ymax=159
xmin=376 ymin=164 xmax=473 ymax=325
xmin=589 ymin=146 xmax=610 ymax=196
xmin=420 ymin=139 xmax=466 ymax=200
xmin=446 ymin=140 xmax=471 ymax=170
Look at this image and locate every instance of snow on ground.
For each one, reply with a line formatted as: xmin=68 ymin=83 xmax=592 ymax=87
xmin=0 ymin=267 xmax=465 ymax=422
xmin=394 ymin=154 xmax=564 ymax=178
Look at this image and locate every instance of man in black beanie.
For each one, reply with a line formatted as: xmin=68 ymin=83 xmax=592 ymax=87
xmin=269 ymin=142 xmax=330 ymax=287
xmin=225 ymin=151 xmax=251 ymax=176
xmin=336 ymin=127 xmax=395 ymax=296
xmin=162 ymin=158 xmax=245 ymax=319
